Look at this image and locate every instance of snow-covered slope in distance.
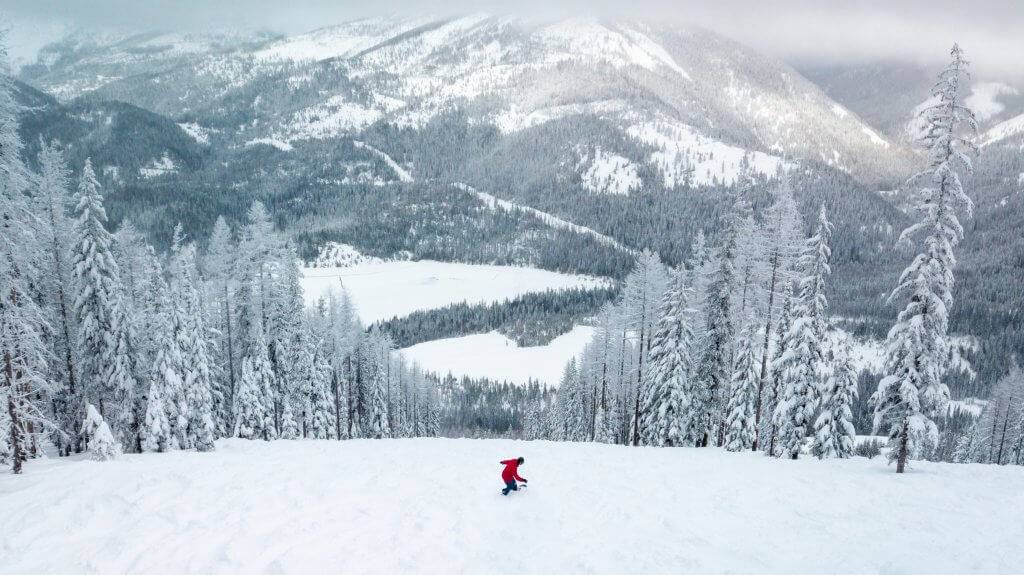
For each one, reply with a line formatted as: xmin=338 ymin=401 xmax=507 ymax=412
xmin=300 ymin=260 xmax=610 ymax=324
xmin=401 ymin=325 xmax=595 ymax=385
xmin=4 ymin=439 xmax=1022 ymax=574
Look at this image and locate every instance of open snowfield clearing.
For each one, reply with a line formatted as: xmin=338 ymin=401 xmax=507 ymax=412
xmin=401 ymin=326 xmax=595 ymax=385
xmin=3 ymin=439 xmax=1022 ymax=574
xmin=300 ymin=261 xmax=609 ymax=324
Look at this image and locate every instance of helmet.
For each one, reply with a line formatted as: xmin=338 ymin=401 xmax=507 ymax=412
xmin=517 ymin=457 xmax=525 ymax=464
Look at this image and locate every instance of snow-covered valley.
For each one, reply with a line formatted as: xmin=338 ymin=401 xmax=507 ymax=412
xmin=300 ymin=260 xmax=609 ymax=324
xmin=3 ymin=439 xmax=1022 ymax=574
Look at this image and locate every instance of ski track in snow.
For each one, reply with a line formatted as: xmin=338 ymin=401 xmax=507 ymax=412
xmin=455 ymin=183 xmax=635 ymax=254
xmin=401 ymin=325 xmax=596 ymax=385
xmin=354 ymin=141 xmax=413 ymax=182
xmin=300 ymin=260 xmax=609 ymax=324
xmin=4 ymin=439 xmax=1023 ymax=574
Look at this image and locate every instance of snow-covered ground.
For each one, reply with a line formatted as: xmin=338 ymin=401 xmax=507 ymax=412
xmin=4 ymin=439 xmax=1023 ymax=574
xmin=402 ymin=326 xmax=595 ymax=385
xmin=455 ymin=183 xmax=635 ymax=254
xmin=300 ymin=260 xmax=609 ymax=324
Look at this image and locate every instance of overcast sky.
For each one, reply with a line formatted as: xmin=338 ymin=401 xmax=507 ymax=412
xmin=3 ymin=0 xmax=1022 ymax=79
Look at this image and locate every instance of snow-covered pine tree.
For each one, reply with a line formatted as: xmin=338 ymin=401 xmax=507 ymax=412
xmin=871 ymin=45 xmax=978 ymax=473
xmin=105 ymin=297 xmax=140 ymax=451
xmin=203 ymin=216 xmax=237 ymax=434
xmin=557 ymin=358 xmax=588 ymax=441
xmin=34 ymin=142 xmax=82 ymax=455
xmin=623 ymin=251 xmax=667 ymax=445
xmin=279 ymin=399 xmax=300 ymax=439
xmin=812 ymin=342 xmax=858 ymax=459
xmin=693 ymin=199 xmax=741 ymax=447
xmin=72 ymin=158 xmax=135 ymax=433
xmin=640 ymin=267 xmax=695 ymax=447
xmin=774 ymin=206 xmax=834 ymax=460
xmin=113 ymin=224 xmax=166 ymax=438
xmin=268 ymin=246 xmax=307 ymax=435
xmin=81 ymin=404 xmax=121 ymax=461
xmin=172 ymin=238 xmax=216 ymax=451
xmin=764 ymin=282 xmax=794 ymax=456
xmin=143 ymin=279 xmax=187 ymax=451
xmin=308 ymin=341 xmax=336 ymax=440
xmin=141 ymin=371 xmax=172 ymax=452
xmin=724 ymin=321 xmax=759 ymax=452
xmin=0 ymin=58 xmax=54 ymax=472
xmin=235 ymin=314 xmax=278 ymax=441
xmin=753 ymin=174 xmax=802 ymax=451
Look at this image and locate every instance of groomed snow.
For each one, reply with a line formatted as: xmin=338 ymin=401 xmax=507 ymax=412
xmin=401 ymin=325 xmax=596 ymax=385
xmin=4 ymin=439 xmax=1022 ymax=574
xmin=300 ymin=261 xmax=610 ymax=324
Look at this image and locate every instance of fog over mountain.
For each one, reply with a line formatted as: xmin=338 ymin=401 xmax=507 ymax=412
xmin=5 ymin=0 xmax=1024 ymax=79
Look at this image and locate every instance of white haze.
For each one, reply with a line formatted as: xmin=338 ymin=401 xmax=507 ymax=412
xmin=2 ymin=0 xmax=1022 ymax=80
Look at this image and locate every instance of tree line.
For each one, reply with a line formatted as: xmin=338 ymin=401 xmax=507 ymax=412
xmin=527 ymin=46 xmax=985 ymax=473
xmin=0 ymin=69 xmax=440 ymax=473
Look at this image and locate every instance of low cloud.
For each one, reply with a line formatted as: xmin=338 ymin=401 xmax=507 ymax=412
xmin=2 ymin=0 xmax=1021 ymax=79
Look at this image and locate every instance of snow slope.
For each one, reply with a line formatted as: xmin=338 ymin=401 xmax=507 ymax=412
xmin=4 ymin=439 xmax=1022 ymax=574
xmin=401 ymin=325 xmax=595 ymax=385
xmin=300 ymin=261 xmax=609 ymax=323
xmin=455 ymin=183 xmax=635 ymax=254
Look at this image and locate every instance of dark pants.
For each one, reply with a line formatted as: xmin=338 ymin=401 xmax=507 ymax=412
xmin=502 ymin=480 xmax=518 ymax=495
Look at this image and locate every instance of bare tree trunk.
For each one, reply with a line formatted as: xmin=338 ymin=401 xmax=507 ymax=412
xmin=989 ymin=405 xmax=1001 ymax=463
xmin=996 ymin=397 xmax=1013 ymax=465
xmin=753 ymin=257 xmax=780 ymax=451
xmin=896 ymin=420 xmax=910 ymax=473
xmin=332 ymin=370 xmax=342 ymax=440
xmin=6 ymin=349 xmax=23 ymax=474
xmin=223 ymin=284 xmax=236 ymax=429
xmin=631 ymin=321 xmax=646 ymax=446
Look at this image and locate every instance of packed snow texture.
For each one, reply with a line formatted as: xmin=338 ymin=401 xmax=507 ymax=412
xmin=401 ymin=326 xmax=596 ymax=385
xmin=300 ymin=260 xmax=609 ymax=324
xmin=3 ymin=439 xmax=1022 ymax=574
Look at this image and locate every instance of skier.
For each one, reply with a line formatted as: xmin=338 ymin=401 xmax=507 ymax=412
xmin=500 ymin=457 xmax=527 ymax=495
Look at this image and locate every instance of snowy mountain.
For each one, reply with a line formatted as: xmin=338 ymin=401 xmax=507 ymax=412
xmin=21 ymin=15 xmax=912 ymax=187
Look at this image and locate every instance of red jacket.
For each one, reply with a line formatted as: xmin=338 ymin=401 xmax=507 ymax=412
xmin=500 ymin=459 xmax=526 ymax=483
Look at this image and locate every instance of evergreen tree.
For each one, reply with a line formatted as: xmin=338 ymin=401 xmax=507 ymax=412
xmin=765 ymin=283 xmax=795 ymax=456
xmin=812 ymin=342 xmax=858 ymax=459
xmin=754 ymin=175 xmax=802 ymax=450
xmin=640 ymin=267 xmax=695 ymax=446
xmin=724 ymin=321 xmax=759 ymax=452
xmin=81 ymin=404 xmax=121 ymax=461
xmin=774 ymin=206 xmax=834 ymax=460
xmin=173 ymin=238 xmax=216 ymax=451
xmin=144 ymin=281 xmax=186 ymax=451
xmin=204 ymin=216 xmax=237 ymax=435
xmin=141 ymin=365 xmax=173 ymax=453
xmin=35 ymin=142 xmax=82 ymax=455
xmin=72 ymin=158 xmax=134 ymax=434
xmin=871 ymin=45 xmax=977 ymax=473
xmin=556 ymin=359 xmax=587 ymax=442
xmin=623 ymin=251 xmax=667 ymax=445
xmin=235 ymin=318 xmax=278 ymax=441
xmin=693 ymin=201 xmax=740 ymax=447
